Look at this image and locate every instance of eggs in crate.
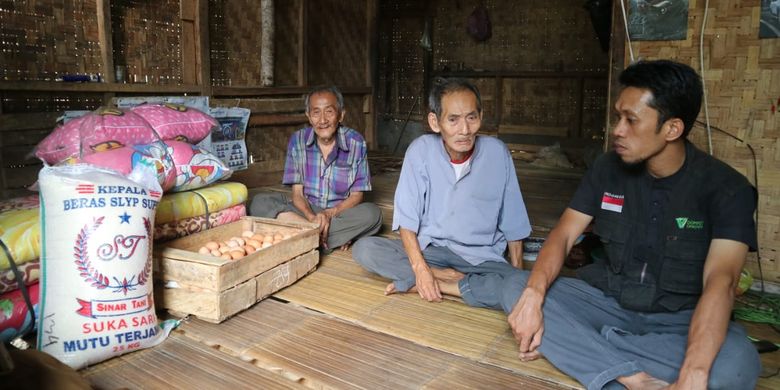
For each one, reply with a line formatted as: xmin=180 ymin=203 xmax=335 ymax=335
xmin=197 ymin=229 xmax=296 ymax=260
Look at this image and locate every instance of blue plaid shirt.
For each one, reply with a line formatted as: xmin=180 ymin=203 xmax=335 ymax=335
xmin=282 ymin=126 xmax=372 ymax=209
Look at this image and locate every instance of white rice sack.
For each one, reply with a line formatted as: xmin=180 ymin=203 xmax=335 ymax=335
xmin=36 ymin=165 xmax=174 ymax=369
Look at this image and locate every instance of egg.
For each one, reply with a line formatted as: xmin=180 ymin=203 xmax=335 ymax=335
xmin=251 ymin=234 xmax=265 ymax=242
xmin=246 ymin=239 xmax=261 ymax=248
xmin=242 ymin=230 xmax=255 ymax=238
xmin=273 ymin=233 xmax=283 ymax=241
xmin=210 ymin=249 xmax=222 ymax=257
xmin=244 ymin=245 xmax=256 ymax=254
xmin=220 ymin=253 xmax=232 ymax=260
xmin=227 ymin=240 xmax=240 ymax=248
xmin=219 ymin=246 xmax=232 ymax=254
xmin=263 ymin=235 xmax=274 ymax=243
xmin=229 ymin=250 xmax=245 ymax=260
xmin=198 ymin=247 xmax=210 ymax=255
xmin=205 ymin=241 xmax=220 ymax=250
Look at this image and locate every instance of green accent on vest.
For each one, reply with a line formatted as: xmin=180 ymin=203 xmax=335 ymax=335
xmin=675 ymin=217 xmax=688 ymax=229
xmin=675 ymin=217 xmax=704 ymax=230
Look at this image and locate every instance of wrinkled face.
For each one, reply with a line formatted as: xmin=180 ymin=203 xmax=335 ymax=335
xmin=428 ymin=90 xmax=482 ymax=160
xmin=612 ymin=87 xmax=667 ymax=165
xmin=306 ymin=91 xmax=345 ymax=142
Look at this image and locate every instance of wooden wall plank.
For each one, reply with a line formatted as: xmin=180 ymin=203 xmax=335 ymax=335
xmin=97 ymin=0 xmax=115 ymax=83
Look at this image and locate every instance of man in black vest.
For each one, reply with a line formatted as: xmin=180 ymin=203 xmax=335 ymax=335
xmin=499 ymin=60 xmax=760 ymax=389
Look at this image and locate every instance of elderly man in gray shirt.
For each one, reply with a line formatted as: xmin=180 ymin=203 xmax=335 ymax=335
xmin=352 ymin=78 xmax=531 ymax=308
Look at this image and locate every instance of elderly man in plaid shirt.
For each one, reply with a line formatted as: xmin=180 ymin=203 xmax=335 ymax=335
xmin=249 ymin=86 xmax=382 ymax=251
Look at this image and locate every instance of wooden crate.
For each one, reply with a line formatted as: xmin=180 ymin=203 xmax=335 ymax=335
xmin=153 ymin=217 xmax=319 ymax=322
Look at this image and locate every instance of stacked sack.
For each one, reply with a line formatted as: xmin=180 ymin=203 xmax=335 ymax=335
xmin=19 ymin=104 xmax=246 ymax=368
xmin=35 ymin=104 xmax=232 ymax=193
xmin=0 ymin=195 xmax=41 ymax=343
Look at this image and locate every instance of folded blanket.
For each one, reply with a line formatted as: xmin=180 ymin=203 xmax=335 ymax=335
xmin=154 ymin=204 xmax=246 ymax=242
xmin=155 ymin=181 xmax=247 ymax=225
xmin=0 ymin=259 xmax=40 ymax=295
xmin=0 ymin=208 xmax=41 ymax=270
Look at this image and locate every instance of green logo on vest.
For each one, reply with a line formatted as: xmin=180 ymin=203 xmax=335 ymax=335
xmin=675 ymin=218 xmax=688 ymax=228
xmin=675 ymin=217 xmax=704 ymax=229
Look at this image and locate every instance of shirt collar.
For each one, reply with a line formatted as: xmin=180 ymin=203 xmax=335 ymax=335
xmin=437 ymin=134 xmax=481 ymax=162
xmin=305 ymin=125 xmax=350 ymax=152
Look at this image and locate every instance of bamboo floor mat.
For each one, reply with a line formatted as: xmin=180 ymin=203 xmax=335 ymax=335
xmin=81 ymin=332 xmax=305 ymax=389
xmin=175 ymin=298 xmax=562 ymax=389
xmin=272 ymin=249 xmax=581 ymax=389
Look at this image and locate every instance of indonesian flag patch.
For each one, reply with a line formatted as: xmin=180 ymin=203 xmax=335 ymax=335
xmin=601 ymin=192 xmax=624 ymax=213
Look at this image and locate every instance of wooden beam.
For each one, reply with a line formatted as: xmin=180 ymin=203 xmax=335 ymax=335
xmin=297 ymin=0 xmax=308 ymax=87
xmin=212 ymin=86 xmax=371 ymax=97
xmin=248 ymin=113 xmax=308 ymax=126
xmin=197 ymin=0 xmax=212 ymax=96
xmin=96 ymin=0 xmax=115 ymax=83
xmin=211 ymin=98 xmax=304 ymax=113
xmin=435 ymin=70 xmax=607 ymax=79
xmin=0 ymin=81 xmax=201 ymax=93
xmin=0 ymin=113 xmax=62 ymax=132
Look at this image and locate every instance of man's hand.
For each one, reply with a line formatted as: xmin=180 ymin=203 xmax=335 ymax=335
xmin=508 ymin=287 xmax=545 ymax=361
xmin=413 ymin=264 xmax=442 ymax=302
xmin=311 ymin=212 xmax=332 ymax=248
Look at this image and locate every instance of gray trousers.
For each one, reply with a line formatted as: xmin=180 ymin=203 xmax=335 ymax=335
xmin=249 ymin=192 xmax=382 ymax=249
xmin=497 ymin=272 xmax=761 ymax=390
xmin=353 ymin=236 xmax=761 ymax=389
xmin=351 ymin=236 xmax=521 ymax=309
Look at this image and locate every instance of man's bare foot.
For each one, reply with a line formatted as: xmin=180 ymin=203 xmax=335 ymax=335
xmin=617 ymin=372 xmax=669 ymax=390
xmin=384 ymin=282 xmax=417 ymax=295
xmin=339 ymin=241 xmax=352 ymax=251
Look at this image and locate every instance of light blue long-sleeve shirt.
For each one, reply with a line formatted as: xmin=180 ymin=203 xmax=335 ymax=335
xmin=392 ymin=134 xmax=531 ymax=265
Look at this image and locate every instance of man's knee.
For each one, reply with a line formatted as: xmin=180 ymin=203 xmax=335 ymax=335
xmin=707 ymin=331 xmax=761 ymax=390
xmin=249 ymin=192 xmax=287 ymax=218
xmin=355 ymin=202 xmax=383 ymax=228
xmin=352 ymin=236 xmax=383 ymax=267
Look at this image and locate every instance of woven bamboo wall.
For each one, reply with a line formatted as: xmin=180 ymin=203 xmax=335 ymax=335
xmin=207 ymin=0 xmax=308 ymax=87
xmin=0 ymin=0 xmax=102 ymax=80
xmin=432 ymin=0 xmax=607 ymax=73
xmin=209 ymin=0 xmax=264 ymax=86
xmin=274 ymin=0 xmax=301 ymax=86
xmin=111 ymin=0 xmax=182 ymax=84
xmin=625 ymin=0 xmax=780 ymax=282
xmin=307 ymin=0 xmax=368 ymax=87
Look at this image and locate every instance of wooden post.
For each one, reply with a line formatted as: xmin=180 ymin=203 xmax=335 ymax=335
xmin=181 ymin=1 xmax=197 ymax=85
xmin=605 ymin=0 xmax=627 ymax=150
xmin=297 ymin=0 xmax=308 ymax=87
xmin=97 ymin=0 xmax=115 ymax=84
xmin=261 ymin=0 xmax=275 ymax=87
xmin=365 ymin=0 xmax=378 ymax=149
xmin=197 ymin=0 xmax=212 ymax=95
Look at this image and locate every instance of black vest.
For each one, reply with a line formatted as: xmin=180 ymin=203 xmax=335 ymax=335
xmin=577 ymin=142 xmax=753 ymax=312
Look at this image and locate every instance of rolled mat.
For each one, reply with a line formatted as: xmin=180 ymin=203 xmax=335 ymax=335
xmin=0 ymin=259 xmax=40 ymax=295
xmin=154 ymin=182 xmax=247 ymax=225
xmin=0 ymin=208 xmax=41 ymax=270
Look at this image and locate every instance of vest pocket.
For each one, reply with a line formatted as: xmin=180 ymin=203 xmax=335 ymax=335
xmin=593 ymin=218 xmax=631 ymax=274
xmin=659 ymin=238 xmax=707 ymax=295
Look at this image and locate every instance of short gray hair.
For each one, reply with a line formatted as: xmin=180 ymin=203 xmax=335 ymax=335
xmin=428 ymin=77 xmax=482 ymax=119
xmin=305 ymin=86 xmax=344 ymax=113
